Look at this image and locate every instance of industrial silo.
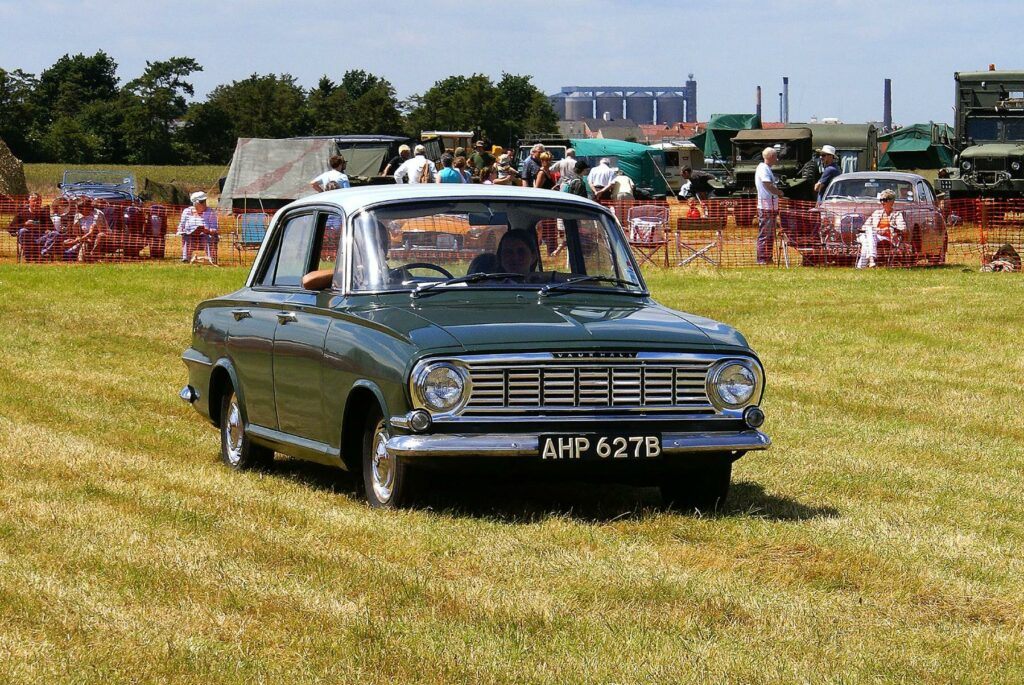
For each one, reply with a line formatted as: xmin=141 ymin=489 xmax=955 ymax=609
xmin=549 ymin=94 xmax=567 ymax=119
xmin=565 ymin=96 xmax=594 ymax=121
xmin=626 ymin=95 xmax=655 ymax=125
xmin=656 ymin=95 xmax=685 ymax=125
xmin=595 ymin=95 xmax=624 ymax=120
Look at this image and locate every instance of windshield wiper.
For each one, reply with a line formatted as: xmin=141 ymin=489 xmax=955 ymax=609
xmin=411 ymin=272 xmax=525 ymax=299
xmin=539 ymin=275 xmax=643 ymax=298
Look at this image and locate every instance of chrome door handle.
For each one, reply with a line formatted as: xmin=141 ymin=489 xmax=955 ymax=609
xmin=231 ymin=309 xmax=251 ymax=321
xmin=277 ymin=311 xmax=298 ymax=324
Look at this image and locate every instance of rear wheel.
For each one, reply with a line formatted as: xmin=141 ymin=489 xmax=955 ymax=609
xmin=660 ymin=461 xmax=732 ymax=512
xmin=220 ymin=389 xmax=273 ymax=470
xmin=362 ymin=407 xmax=414 ymax=508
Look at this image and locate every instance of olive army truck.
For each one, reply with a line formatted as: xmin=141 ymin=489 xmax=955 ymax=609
xmin=723 ymin=128 xmax=816 ymax=225
xmin=936 ymin=70 xmax=1024 ymax=199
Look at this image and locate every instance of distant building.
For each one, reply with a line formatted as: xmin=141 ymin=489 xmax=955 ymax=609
xmin=551 ymin=78 xmax=698 ymax=125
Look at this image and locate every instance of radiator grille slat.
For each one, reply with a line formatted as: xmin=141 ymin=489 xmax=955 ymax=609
xmin=463 ymin=357 xmax=715 ymax=413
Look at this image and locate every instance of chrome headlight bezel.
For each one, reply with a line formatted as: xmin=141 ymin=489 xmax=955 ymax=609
xmin=961 ymin=160 xmax=973 ymax=172
xmin=411 ymin=361 xmax=471 ymax=415
xmin=706 ymin=358 xmax=764 ymax=411
xmin=1011 ymin=161 xmax=1022 ymax=172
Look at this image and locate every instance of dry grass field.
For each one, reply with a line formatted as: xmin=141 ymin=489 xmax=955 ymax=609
xmin=0 ymin=263 xmax=1021 ymax=684
xmin=23 ymin=164 xmax=227 ymax=196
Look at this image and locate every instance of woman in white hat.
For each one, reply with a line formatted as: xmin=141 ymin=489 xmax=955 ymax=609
xmin=177 ymin=191 xmax=220 ymax=263
xmin=856 ymin=189 xmax=906 ymax=268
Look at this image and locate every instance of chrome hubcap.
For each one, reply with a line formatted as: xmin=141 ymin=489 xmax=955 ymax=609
xmin=225 ymin=396 xmax=243 ymax=465
xmin=370 ymin=421 xmax=395 ymax=503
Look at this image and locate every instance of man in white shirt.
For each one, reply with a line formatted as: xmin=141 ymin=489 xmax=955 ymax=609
xmin=755 ymin=147 xmax=784 ymax=265
xmin=310 ymin=155 xmax=351 ymax=192
xmin=589 ymin=158 xmax=616 ymax=198
xmin=393 ymin=144 xmax=437 ymax=184
xmin=552 ymin=148 xmax=578 ymax=183
xmin=608 ymin=170 xmax=636 ymax=200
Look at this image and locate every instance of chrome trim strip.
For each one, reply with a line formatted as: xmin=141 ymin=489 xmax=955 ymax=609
xmin=386 ymin=430 xmax=771 ymax=458
xmin=181 ymin=348 xmax=212 ymax=367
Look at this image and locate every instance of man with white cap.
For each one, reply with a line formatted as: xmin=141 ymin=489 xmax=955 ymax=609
xmin=393 ymin=144 xmax=437 ymax=184
xmin=177 ymin=191 xmax=219 ymax=263
xmin=814 ymin=144 xmax=841 ymax=202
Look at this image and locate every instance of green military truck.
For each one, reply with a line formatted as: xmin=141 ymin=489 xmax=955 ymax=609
xmin=722 ymin=128 xmax=816 ymax=225
xmin=936 ymin=70 xmax=1024 ymax=198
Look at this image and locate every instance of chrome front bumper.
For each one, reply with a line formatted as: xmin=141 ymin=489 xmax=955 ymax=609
xmin=386 ymin=430 xmax=770 ymax=459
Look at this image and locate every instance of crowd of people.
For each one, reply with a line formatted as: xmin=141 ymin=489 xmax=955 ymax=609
xmin=4 ymin=192 xmax=169 ymax=263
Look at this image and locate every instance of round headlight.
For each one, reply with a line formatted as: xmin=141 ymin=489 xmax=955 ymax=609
xmin=961 ymin=160 xmax=972 ymax=171
xmin=416 ymin=363 xmax=466 ymax=413
xmin=1012 ymin=161 xmax=1022 ymax=172
xmin=708 ymin=361 xmax=758 ymax=409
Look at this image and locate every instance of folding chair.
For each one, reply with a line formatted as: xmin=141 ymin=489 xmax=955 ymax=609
xmin=675 ymin=217 xmax=725 ymax=267
xmin=626 ymin=205 xmax=670 ymax=267
xmin=233 ymin=212 xmax=269 ymax=258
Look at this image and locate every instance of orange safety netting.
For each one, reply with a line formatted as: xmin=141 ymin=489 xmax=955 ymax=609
xmin=0 ymin=194 xmax=1021 ymax=270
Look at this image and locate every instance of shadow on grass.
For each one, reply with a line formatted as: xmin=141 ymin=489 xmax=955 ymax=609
xmin=266 ymin=459 xmax=838 ymax=523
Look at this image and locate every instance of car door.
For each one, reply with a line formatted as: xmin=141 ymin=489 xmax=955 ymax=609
xmin=224 ymin=212 xmax=312 ymax=430
xmin=914 ymin=180 xmax=943 ymax=256
xmin=272 ymin=210 xmax=342 ymax=443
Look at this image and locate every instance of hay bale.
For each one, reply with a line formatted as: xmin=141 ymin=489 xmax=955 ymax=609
xmin=0 ymin=138 xmax=28 ymax=197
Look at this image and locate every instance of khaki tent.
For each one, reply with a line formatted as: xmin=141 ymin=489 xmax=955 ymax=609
xmin=0 ymin=138 xmax=28 ymax=197
xmin=219 ymin=135 xmax=407 ymax=210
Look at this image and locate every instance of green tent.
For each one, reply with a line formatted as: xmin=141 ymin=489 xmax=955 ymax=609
xmin=689 ymin=113 xmax=761 ymax=162
xmin=570 ymin=138 xmax=669 ymax=195
xmin=878 ymin=123 xmax=954 ymax=170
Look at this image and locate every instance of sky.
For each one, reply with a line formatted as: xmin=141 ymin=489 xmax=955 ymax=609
xmin=0 ymin=0 xmax=1019 ymax=126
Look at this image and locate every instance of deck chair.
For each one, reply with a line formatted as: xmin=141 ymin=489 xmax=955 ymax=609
xmin=626 ymin=205 xmax=670 ymax=267
xmin=233 ymin=212 xmax=269 ymax=257
xmin=675 ymin=217 xmax=725 ymax=267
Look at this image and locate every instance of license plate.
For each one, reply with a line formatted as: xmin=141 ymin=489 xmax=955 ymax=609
xmin=539 ymin=434 xmax=662 ymax=461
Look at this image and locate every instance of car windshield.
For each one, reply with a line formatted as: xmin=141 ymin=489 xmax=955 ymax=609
xmin=349 ymin=199 xmax=644 ymax=295
xmin=824 ymin=178 xmax=916 ymax=202
xmin=734 ymin=142 xmax=803 ymax=163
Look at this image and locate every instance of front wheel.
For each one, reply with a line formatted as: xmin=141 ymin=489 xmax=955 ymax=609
xmin=660 ymin=462 xmax=732 ymax=512
xmin=220 ymin=389 xmax=273 ymax=470
xmin=362 ymin=408 xmax=414 ymax=508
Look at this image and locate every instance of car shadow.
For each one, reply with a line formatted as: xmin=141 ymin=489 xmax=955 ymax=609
xmin=264 ymin=460 xmax=838 ymax=524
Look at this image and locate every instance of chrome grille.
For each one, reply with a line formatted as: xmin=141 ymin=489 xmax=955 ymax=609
xmin=462 ymin=355 xmax=716 ymax=414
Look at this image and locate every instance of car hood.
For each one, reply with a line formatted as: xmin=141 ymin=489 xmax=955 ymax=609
xmin=368 ymin=293 xmax=749 ymax=353
xmin=961 ymin=143 xmax=1024 ymax=158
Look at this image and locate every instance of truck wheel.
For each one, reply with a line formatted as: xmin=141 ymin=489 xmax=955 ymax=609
xmin=362 ymin=407 xmax=413 ymax=509
xmin=220 ymin=389 xmax=273 ymax=470
xmin=660 ymin=462 xmax=732 ymax=512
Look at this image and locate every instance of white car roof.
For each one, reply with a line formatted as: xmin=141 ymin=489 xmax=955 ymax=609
xmin=286 ymin=183 xmax=606 ymax=216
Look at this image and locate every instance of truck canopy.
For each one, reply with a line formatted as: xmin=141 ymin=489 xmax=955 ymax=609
xmin=689 ymin=113 xmax=761 ymax=161
xmin=570 ymin=138 xmax=668 ymax=195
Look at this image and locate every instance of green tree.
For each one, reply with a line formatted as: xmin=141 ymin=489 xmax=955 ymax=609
xmin=31 ymin=52 xmax=120 ymax=128
xmin=207 ymin=73 xmax=310 ymax=139
xmin=493 ymin=73 xmax=558 ymax=147
xmin=120 ymin=57 xmax=203 ymax=163
xmin=40 ymin=116 xmax=101 ymax=163
xmin=0 ymin=68 xmax=38 ymax=160
xmin=405 ymin=74 xmax=501 ymax=139
xmin=306 ymin=77 xmax=350 ymax=135
xmin=174 ymin=101 xmax=236 ymax=164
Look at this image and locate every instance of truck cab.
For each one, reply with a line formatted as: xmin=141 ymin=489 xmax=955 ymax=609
xmin=937 ymin=70 xmax=1024 ymax=198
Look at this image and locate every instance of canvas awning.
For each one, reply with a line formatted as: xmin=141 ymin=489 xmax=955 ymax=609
xmin=220 ymin=138 xmax=337 ymax=208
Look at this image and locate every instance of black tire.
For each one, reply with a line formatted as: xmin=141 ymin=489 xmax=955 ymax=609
xmin=361 ymin=406 xmax=414 ymax=509
xmin=219 ymin=389 xmax=273 ymax=470
xmin=660 ymin=461 xmax=732 ymax=512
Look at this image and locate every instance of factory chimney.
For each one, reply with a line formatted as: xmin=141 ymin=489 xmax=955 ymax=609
xmin=782 ymin=76 xmax=790 ymax=123
xmin=778 ymin=92 xmax=783 ymax=123
xmin=883 ymin=78 xmax=893 ymax=132
xmin=756 ymin=86 xmax=762 ymax=120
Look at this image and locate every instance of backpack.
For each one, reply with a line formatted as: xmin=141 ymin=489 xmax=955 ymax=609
xmin=418 ymin=159 xmax=433 ymax=184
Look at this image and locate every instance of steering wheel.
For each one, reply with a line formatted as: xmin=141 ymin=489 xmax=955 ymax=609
xmin=398 ymin=262 xmax=454 ymax=279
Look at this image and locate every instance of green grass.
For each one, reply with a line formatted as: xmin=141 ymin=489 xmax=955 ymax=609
xmin=0 ymin=264 xmax=1022 ymax=684
xmin=23 ymin=164 xmax=227 ymax=196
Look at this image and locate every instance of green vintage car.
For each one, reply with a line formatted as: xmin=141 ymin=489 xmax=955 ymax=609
xmin=180 ymin=185 xmax=769 ymax=509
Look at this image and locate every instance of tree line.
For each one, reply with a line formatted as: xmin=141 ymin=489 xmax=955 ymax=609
xmin=0 ymin=52 xmax=558 ymax=166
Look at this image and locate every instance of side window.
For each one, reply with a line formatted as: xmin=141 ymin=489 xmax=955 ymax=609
xmin=917 ymin=181 xmax=933 ymax=204
xmin=258 ymin=212 xmax=317 ymax=287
